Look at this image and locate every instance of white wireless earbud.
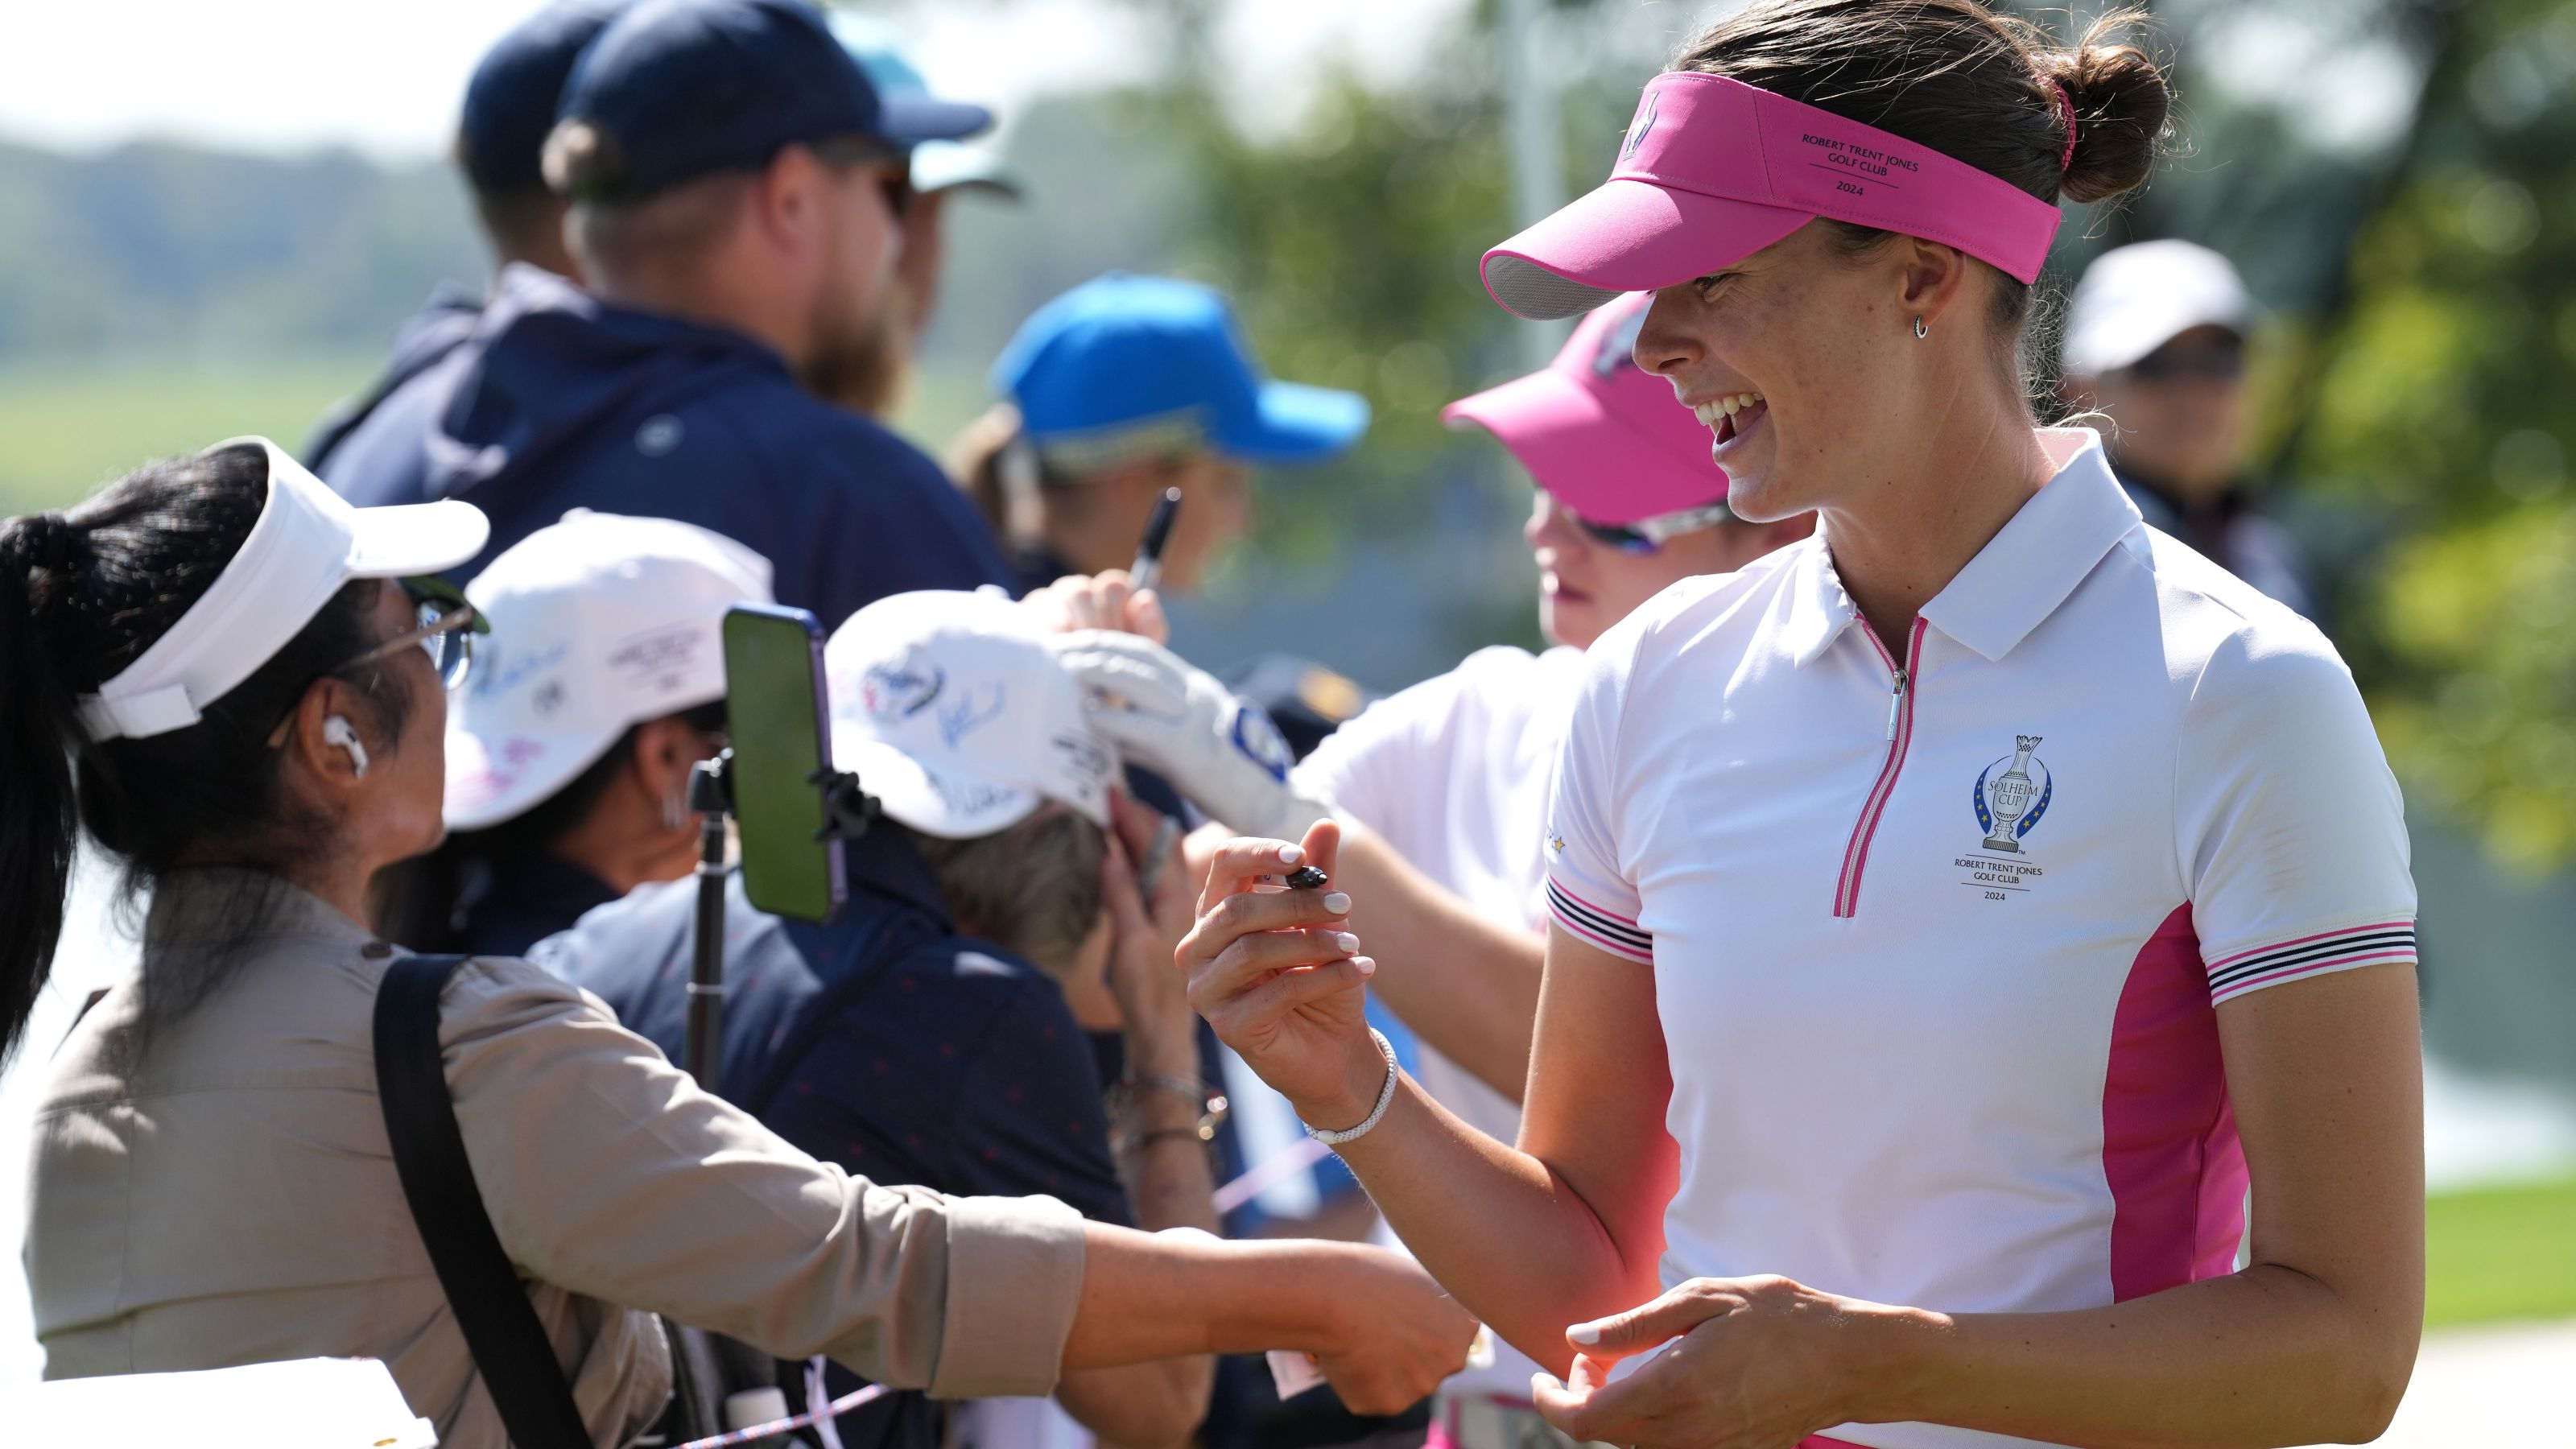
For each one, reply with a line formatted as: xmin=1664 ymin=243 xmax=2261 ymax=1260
xmin=321 ymin=715 xmax=370 ymax=780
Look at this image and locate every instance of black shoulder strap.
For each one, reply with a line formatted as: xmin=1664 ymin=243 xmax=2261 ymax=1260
xmin=374 ymin=954 xmax=592 ymax=1449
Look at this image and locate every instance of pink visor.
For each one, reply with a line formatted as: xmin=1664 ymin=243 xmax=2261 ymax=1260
xmin=1442 ymin=291 xmax=1724 ymax=525
xmin=1482 ymin=72 xmax=2064 ymax=320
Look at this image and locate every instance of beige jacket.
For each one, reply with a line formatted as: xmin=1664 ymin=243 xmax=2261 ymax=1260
xmin=25 ymin=870 xmax=1087 ymax=1447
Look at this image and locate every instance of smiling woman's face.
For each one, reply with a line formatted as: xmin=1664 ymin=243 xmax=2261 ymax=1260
xmin=1634 ymin=221 xmax=1979 ymax=526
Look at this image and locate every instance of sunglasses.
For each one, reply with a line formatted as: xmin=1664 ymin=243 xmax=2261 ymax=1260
xmin=813 ymin=136 xmax=914 ymax=219
xmin=1551 ymin=490 xmax=1736 ymax=552
xmin=336 ymin=580 xmax=481 ymax=691
xmin=2125 ymin=341 xmax=2246 ymax=383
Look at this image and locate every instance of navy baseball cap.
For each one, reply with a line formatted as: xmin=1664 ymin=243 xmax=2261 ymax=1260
xmin=457 ymin=0 xmax=630 ymax=195
xmin=552 ymin=0 xmax=993 ymax=202
xmin=993 ymin=274 xmax=1370 ymax=465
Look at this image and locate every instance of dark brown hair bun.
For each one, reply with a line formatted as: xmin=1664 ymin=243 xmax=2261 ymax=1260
xmin=2037 ymin=15 xmax=2174 ymax=205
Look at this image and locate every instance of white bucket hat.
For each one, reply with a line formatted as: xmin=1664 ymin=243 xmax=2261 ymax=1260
xmin=824 ymin=589 xmax=1117 ymax=839
xmin=75 ymin=437 xmax=489 ymax=741
xmin=443 ymin=510 xmax=774 ymax=832
xmin=2062 ymin=240 xmax=2256 ymax=378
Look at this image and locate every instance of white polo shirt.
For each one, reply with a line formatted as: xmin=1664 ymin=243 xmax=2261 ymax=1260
xmin=1545 ymin=429 xmax=2416 ymax=1449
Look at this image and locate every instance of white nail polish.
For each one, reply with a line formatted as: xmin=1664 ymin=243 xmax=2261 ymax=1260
xmin=1333 ymin=932 xmax=1360 ymax=954
xmin=1322 ymin=891 xmax=1353 ymax=914
xmin=1566 ymin=1323 xmax=1602 ymax=1345
xmin=1354 ymin=956 xmax=1377 ymax=976
xmin=1277 ymin=844 xmax=1303 ymax=866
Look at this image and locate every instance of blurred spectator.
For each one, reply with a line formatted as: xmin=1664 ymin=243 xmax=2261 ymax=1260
xmin=535 ymin=589 xmax=1229 ymax=1449
xmin=821 ymin=14 xmax=1023 ymax=419
xmin=955 ymin=273 xmax=1369 ymax=596
xmin=303 ymin=0 xmax=629 ymax=472
xmin=318 ymin=0 xmax=1015 ymax=629
xmin=2060 ymin=240 xmax=2314 ymax=616
xmin=373 ymin=510 xmax=770 ymax=956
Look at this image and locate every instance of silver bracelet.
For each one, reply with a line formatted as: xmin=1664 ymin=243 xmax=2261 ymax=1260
xmin=1302 ymin=1028 xmax=1399 ymax=1147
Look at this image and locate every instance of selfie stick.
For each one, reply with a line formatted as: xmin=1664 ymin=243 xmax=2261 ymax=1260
xmin=679 ymin=751 xmax=878 ymax=1093
xmin=683 ymin=751 xmax=737 ymax=1092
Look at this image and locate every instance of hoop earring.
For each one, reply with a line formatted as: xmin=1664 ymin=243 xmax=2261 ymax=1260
xmin=1913 ymin=315 xmax=1929 ymax=340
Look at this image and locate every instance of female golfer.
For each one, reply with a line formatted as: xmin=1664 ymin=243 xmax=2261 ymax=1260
xmin=0 ymin=441 xmax=1469 ymax=1446
xmin=1179 ymin=6 xmax=2424 ymax=1449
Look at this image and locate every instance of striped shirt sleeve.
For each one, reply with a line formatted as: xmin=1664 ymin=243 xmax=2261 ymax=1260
xmin=2204 ymin=919 xmax=2419 ymax=1005
xmin=1544 ymin=623 xmax=1651 ymax=964
xmin=2178 ymin=621 xmax=2417 ymax=1004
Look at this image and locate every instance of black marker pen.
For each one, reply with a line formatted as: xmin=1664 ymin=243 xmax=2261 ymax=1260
xmin=1129 ymin=486 xmax=1183 ymax=594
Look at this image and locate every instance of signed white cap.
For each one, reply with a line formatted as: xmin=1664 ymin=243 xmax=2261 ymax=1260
xmin=443 ymin=510 xmax=773 ymax=832
xmin=824 ymin=589 xmax=1117 ymax=840
xmin=76 ymin=438 xmax=489 ymax=741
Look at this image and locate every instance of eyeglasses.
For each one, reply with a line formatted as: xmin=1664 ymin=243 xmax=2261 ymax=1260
xmin=1552 ymin=491 xmax=1736 ymax=552
xmin=340 ymin=582 xmax=479 ymax=691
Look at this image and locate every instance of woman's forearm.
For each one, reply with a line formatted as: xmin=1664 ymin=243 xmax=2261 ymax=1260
xmin=1063 ymin=1227 xmax=1474 ymax=1416
xmin=1333 ymin=825 xmax=1541 ymax=1103
xmin=1327 ymin=1076 xmax=1660 ymax=1374
xmin=1859 ymin=1263 xmax=2414 ymax=1447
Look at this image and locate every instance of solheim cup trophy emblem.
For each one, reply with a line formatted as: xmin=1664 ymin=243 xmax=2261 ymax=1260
xmin=1975 ymin=735 xmax=2048 ymax=853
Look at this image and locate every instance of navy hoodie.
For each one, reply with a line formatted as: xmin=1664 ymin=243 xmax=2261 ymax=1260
xmin=318 ymin=264 xmax=1015 ymax=627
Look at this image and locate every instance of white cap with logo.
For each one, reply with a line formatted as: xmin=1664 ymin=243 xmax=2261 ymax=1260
xmin=2062 ymin=239 xmax=2256 ymax=378
xmin=824 ymin=589 xmax=1117 ymax=840
xmin=444 ymin=510 xmax=774 ymax=832
xmin=76 ymin=438 xmax=489 ymax=742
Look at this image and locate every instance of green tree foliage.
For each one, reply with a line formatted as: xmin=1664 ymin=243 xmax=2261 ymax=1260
xmin=2292 ymin=0 xmax=2576 ymax=868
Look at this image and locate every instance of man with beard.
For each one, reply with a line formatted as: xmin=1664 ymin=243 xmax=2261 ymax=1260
xmin=320 ymin=0 xmax=1016 ymax=626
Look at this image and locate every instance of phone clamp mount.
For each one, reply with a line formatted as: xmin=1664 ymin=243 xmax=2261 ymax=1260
xmin=679 ymin=750 xmax=877 ymax=1092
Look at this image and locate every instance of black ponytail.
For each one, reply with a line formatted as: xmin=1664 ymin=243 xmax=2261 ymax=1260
xmin=1 ymin=444 xmax=415 ymax=1060
xmin=0 ymin=514 xmax=85 ymax=1061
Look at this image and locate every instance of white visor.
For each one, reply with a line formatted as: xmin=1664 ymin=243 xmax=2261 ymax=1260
xmin=75 ymin=437 xmax=489 ymax=741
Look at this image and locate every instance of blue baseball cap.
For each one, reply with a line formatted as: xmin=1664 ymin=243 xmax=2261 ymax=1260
xmin=830 ymin=14 xmax=1020 ymax=199
xmin=993 ymin=275 xmax=1370 ymax=465
xmin=552 ymin=0 xmax=993 ymax=202
xmin=457 ymin=0 xmax=630 ymax=195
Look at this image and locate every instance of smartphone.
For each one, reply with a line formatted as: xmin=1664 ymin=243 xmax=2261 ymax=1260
xmin=722 ymin=604 xmax=845 ymax=924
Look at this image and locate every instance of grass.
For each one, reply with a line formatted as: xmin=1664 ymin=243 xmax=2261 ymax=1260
xmin=0 ymin=356 xmax=378 ymax=514
xmin=2424 ymin=1173 xmax=2576 ymax=1328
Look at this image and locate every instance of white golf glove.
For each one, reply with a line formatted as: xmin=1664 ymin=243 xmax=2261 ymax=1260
xmin=1049 ymin=630 xmax=1335 ymax=842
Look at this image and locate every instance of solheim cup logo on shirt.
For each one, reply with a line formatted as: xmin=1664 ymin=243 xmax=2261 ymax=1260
xmin=1971 ymin=735 xmax=2051 ymax=853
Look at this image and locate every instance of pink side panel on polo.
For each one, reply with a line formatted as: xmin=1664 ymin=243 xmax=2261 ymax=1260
xmin=2102 ymin=904 xmax=2251 ymax=1302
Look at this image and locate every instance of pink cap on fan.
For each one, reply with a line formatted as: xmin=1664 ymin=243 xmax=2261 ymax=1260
xmin=1481 ymin=72 xmax=2064 ymax=320
xmin=1443 ymin=291 xmax=1725 ymax=526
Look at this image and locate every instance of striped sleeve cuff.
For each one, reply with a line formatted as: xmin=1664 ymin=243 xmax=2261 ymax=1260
xmin=1547 ymin=880 xmax=1652 ymax=964
xmin=2205 ymin=919 xmax=2417 ymax=1005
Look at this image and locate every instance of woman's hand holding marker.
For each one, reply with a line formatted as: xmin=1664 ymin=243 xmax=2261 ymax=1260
xmin=1177 ymin=819 xmax=1389 ymax=1131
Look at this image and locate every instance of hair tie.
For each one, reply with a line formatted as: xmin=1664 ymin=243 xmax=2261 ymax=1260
xmin=2051 ymin=82 xmax=2079 ymax=175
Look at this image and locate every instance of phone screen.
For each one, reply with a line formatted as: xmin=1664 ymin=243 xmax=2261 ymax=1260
xmin=722 ymin=605 xmax=844 ymax=924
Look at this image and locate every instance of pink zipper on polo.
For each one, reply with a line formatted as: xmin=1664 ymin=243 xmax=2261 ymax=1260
xmin=1833 ymin=614 xmax=1929 ymax=918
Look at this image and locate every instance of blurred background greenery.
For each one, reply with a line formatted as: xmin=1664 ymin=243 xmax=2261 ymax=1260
xmin=0 ymin=0 xmax=2569 ymax=1345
